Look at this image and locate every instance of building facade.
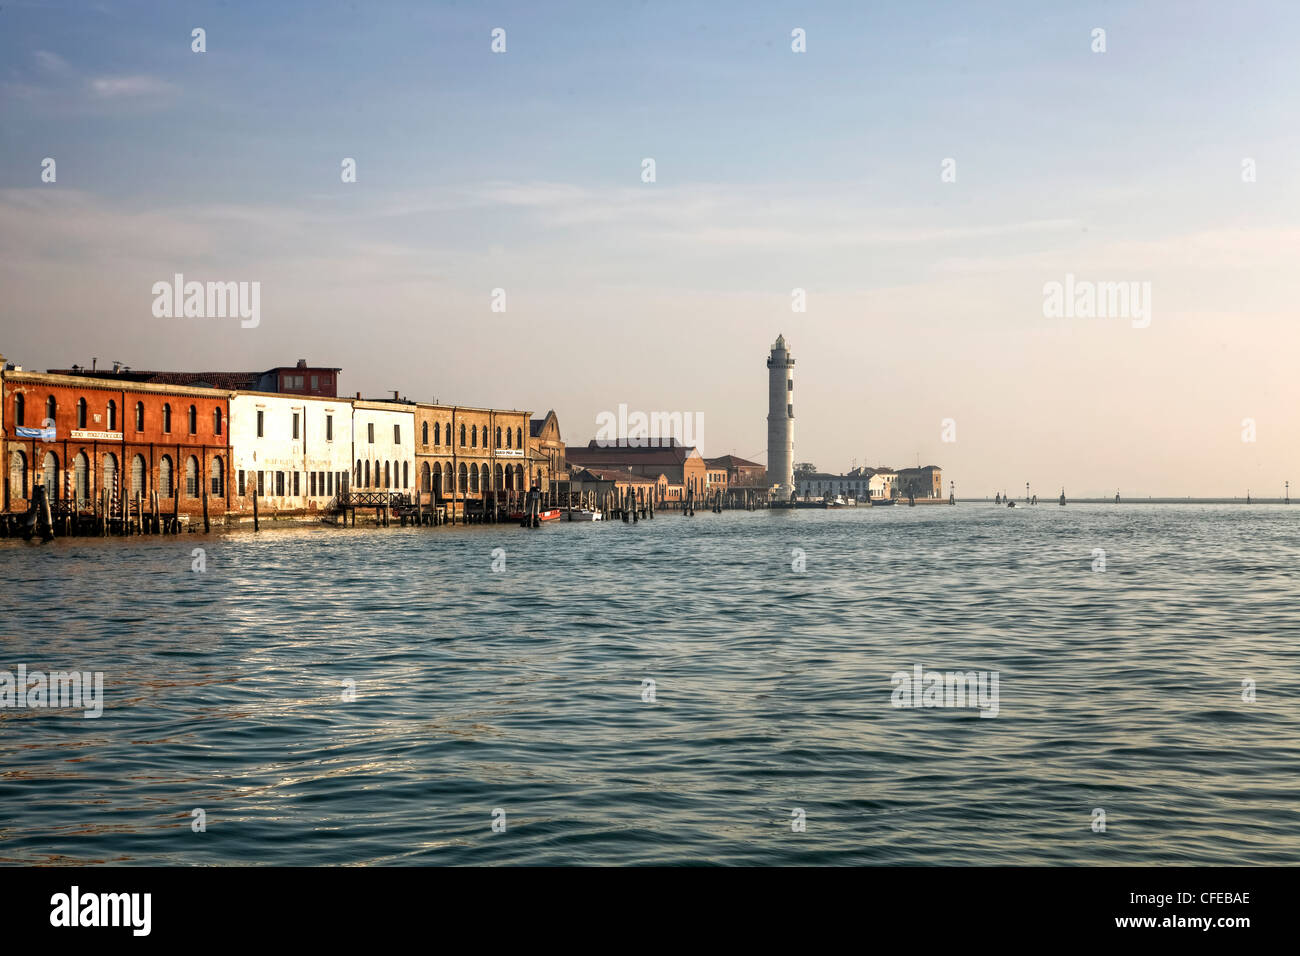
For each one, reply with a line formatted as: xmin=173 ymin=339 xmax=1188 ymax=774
xmin=352 ymin=399 xmax=416 ymax=496
xmin=413 ymin=403 xmax=531 ymax=512
xmin=227 ymin=392 xmax=353 ymax=515
xmin=3 ymin=370 xmax=230 ymax=519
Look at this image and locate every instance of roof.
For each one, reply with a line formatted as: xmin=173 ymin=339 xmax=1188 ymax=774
xmin=47 ymin=368 xmax=261 ymax=390
xmin=705 ymin=454 xmax=763 ymax=469
xmin=568 ymin=440 xmax=701 ymax=465
xmin=574 ymin=467 xmax=659 ymax=485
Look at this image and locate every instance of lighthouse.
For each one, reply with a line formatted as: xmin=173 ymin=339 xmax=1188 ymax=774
xmin=767 ymin=334 xmax=795 ymax=492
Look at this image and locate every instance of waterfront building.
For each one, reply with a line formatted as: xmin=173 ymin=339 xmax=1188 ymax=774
xmin=528 ymin=410 xmax=567 ymax=495
xmin=565 ymin=439 xmax=706 ymax=500
xmin=570 ymin=467 xmax=661 ymax=502
xmin=705 ymin=454 xmax=765 ymax=488
xmin=869 ymin=470 xmax=897 ymax=500
xmin=413 ymin=402 xmax=531 ymax=514
xmin=766 ymin=334 xmax=795 ymax=492
xmin=46 ymin=358 xmax=341 ymax=398
xmin=352 ymin=397 xmax=416 ymax=496
xmin=2 ymin=370 xmax=230 ymax=519
xmin=895 ymin=465 xmax=943 ymax=499
xmin=227 ymin=391 xmax=353 ymax=515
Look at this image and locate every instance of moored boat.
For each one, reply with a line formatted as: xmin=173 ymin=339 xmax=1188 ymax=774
xmin=567 ymin=509 xmax=603 ymax=521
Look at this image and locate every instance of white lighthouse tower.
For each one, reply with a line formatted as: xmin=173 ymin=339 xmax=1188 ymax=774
xmin=767 ymin=334 xmax=795 ymax=493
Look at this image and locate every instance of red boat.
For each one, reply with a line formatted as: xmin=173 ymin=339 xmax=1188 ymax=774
xmin=507 ymin=509 xmax=563 ymax=522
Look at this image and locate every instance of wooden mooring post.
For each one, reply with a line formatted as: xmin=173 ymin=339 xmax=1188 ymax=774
xmin=202 ymin=491 xmax=210 ymax=533
xmin=252 ymin=489 xmax=260 ymax=531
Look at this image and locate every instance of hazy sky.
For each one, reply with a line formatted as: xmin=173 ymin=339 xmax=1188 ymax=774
xmin=2 ymin=1 xmax=1298 ymax=496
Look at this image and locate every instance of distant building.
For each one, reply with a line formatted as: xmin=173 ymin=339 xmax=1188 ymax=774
xmin=566 ymin=438 xmax=707 ymax=500
xmin=895 ymin=465 xmax=942 ymax=499
xmin=705 ymin=454 xmax=766 ymax=488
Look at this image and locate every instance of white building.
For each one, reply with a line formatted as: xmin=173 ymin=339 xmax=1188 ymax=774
xmin=869 ymin=471 xmax=896 ymax=500
xmin=352 ymin=399 xmax=416 ymax=493
xmin=229 ymin=392 xmax=354 ymax=512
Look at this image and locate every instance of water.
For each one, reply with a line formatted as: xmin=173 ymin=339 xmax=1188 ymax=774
xmin=2 ymin=504 xmax=1298 ymax=865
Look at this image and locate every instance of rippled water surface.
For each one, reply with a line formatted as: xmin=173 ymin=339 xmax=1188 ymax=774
xmin=2 ymin=504 xmax=1298 ymax=865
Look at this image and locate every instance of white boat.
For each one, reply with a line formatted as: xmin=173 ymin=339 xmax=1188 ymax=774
xmin=567 ymin=509 xmax=603 ymax=521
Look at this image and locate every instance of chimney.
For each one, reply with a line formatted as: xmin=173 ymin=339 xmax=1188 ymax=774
xmin=92 ymin=357 xmax=98 ymax=371
xmin=296 ymin=359 xmax=307 ymax=368
xmin=393 ymin=390 xmax=399 ymax=401
xmin=356 ymin=391 xmax=361 ymax=399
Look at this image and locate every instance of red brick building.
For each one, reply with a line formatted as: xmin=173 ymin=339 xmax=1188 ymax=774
xmin=3 ymin=370 xmax=230 ymax=520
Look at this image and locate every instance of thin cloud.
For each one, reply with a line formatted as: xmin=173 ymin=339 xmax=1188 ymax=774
xmin=88 ymin=74 xmax=176 ymax=98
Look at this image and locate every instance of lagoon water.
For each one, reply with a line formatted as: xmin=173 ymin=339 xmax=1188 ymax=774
xmin=1 ymin=504 xmax=1298 ymax=865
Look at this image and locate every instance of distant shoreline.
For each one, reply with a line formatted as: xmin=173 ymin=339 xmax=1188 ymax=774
xmin=974 ymin=498 xmax=1293 ymax=505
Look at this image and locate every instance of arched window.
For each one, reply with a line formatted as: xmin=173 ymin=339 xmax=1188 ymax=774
xmin=433 ymin=422 xmax=440 ymax=445
xmin=188 ymin=404 xmax=197 ymax=434
xmin=443 ymin=462 xmax=453 ymax=494
xmin=374 ymin=460 xmax=381 ymax=488
xmin=185 ymin=456 xmax=199 ymax=497
xmin=211 ymin=456 xmax=224 ymax=496
xmin=77 ymin=397 xmax=87 ymax=429
xmin=480 ymin=464 xmax=489 ymax=492
xmin=494 ymin=464 xmax=504 ymax=489
xmin=9 ymin=450 xmax=27 ymax=500
xmin=45 ymin=395 xmax=56 ymax=424
xmin=364 ymin=460 xmax=370 ymax=487
xmin=460 ymin=423 xmax=467 ymax=446
xmin=516 ymin=427 xmax=522 ymax=449
xmin=135 ymin=401 xmax=144 ymax=431
xmin=102 ymin=453 xmax=118 ymax=495
xmin=403 ymin=461 xmax=409 ymax=489
xmin=43 ymin=451 xmax=59 ymax=499
xmin=496 ymin=427 xmax=502 ymax=448
xmin=471 ymin=425 xmax=478 ymax=448
xmin=74 ymin=452 xmax=89 ymax=504
xmin=422 ymin=422 xmax=429 ymax=445
xmin=162 ymin=403 xmax=172 ymax=433
xmin=506 ymin=427 xmax=513 ymax=449
xmin=214 ymin=408 xmax=222 ymax=435
xmin=13 ymin=393 xmax=23 ymax=427
xmin=131 ymin=454 xmax=146 ymax=496
xmin=106 ymin=400 xmax=116 ymax=431
xmin=384 ymin=461 xmax=391 ymax=488
xmin=421 ymin=462 xmax=431 ymax=491
xmin=160 ymin=456 xmax=173 ymax=498
xmin=515 ymin=463 xmax=524 ymax=488
xmin=470 ymin=465 xmax=479 ymax=493
xmin=444 ymin=422 xmax=451 ymax=446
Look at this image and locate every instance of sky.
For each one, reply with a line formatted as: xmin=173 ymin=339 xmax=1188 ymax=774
xmin=2 ymin=0 xmax=1298 ymax=497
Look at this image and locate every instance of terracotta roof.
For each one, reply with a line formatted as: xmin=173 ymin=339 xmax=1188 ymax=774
xmin=705 ymin=454 xmax=763 ymax=469
xmin=568 ymin=441 xmax=700 ymax=466
xmin=576 ymin=467 xmax=659 ymax=484
xmin=47 ymin=369 xmax=261 ymax=389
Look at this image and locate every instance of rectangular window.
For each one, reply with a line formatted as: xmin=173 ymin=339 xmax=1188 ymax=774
xmin=310 ymin=472 xmax=316 ymax=496
xmin=787 ymin=404 xmax=793 ymax=417
xmin=293 ymin=412 xmax=300 ymax=440
xmin=394 ymin=424 xmax=400 ymax=444
xmin=311 ymin=375 xmax=319 ymax=391
xmin=256 ymin=410 xmax=264 ymax=437
xmin=256 ymin=470 xmax=264 ymax=496
xmin=276 ymin=472 xmax=285 ymax=496
xmin=326 ymin=415 xmax=333 ymax=441
xmin=787 ymin=379 xmax=793 ymax=391
xmin=368 ymin=423 xmax=374 ymax=443
xmin=238 ymin=470 xmax=246 ymax=496
xmin=328 ymin=472 xmax=334 ymax=495
xmin=293 ymin=471 xmax=300 ymax=496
